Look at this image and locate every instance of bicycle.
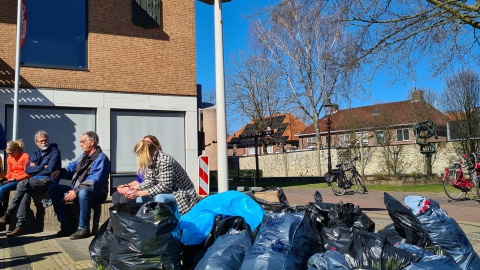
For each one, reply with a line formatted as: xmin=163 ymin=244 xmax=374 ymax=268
xmin=442 ymin=153 xmax=480 ymax=201
xmin=324 ymin=156 xmax=367 ymax=196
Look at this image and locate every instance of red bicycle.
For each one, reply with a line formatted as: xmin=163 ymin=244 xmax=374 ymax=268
xmin=442 ymin=153 xmax=480 ymax=201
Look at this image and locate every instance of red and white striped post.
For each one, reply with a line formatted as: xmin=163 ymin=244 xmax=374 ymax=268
xmin=198 ymin=155 xmax=209 ymax=196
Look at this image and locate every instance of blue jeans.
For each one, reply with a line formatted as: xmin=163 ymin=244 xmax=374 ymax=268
xmin=136 ymin=193 xmax=176 ymax=204
xmin=48 ymin=184 xmax=106 ymax=231
xmin=0 ymin=181 xmax=18 ymax=203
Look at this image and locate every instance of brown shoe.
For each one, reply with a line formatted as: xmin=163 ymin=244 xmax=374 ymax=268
xmin=0 ymin=215 xmax=10 ymax=225
xmin=6 ymin=226 xmax=25 ymax=237
xmin=69 ymin=229 xmax=91 ymax=240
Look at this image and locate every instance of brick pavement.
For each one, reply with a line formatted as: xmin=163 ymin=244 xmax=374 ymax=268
xmin=0 ymin=187 xmax=478 ymax=269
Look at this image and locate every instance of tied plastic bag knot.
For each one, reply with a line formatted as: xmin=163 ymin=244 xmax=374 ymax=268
xmin=418 ymin=199 xmax=431 ymax=214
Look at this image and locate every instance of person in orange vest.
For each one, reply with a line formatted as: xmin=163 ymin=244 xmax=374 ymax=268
xmin=0 ymin=140 xmax=30 ymax=217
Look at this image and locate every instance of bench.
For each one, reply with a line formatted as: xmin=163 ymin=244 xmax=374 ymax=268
xmin=3 ymin=179 xmax=112 ymax=235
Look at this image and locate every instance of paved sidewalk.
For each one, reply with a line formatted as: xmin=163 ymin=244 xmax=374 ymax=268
xmin=0 ymin=231 xmax=93 ymax=270
xmin=0 ymin=187 xmax=478 ymax=269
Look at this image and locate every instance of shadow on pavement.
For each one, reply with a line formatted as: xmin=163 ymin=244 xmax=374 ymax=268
xmin=0 ymin=232 xmax=59 ymax=248
xmin=2 ymin=252 xmax=61 ymax=266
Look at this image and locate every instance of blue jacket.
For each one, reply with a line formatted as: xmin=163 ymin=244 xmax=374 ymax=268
xmin=65 ymin=150 xmax=110 ymax=197
xmin=25 ymin=143 xmax=62 ymax=183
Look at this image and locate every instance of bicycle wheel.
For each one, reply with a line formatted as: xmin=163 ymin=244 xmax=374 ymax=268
xmin=443 ymin=172 xmax=475 ymax=201
xmin=352 ymin=174 xmax=367 ymax=194
xmin=475 ymin=173 xmax=480 ymax=200
xmin=330 ymin=175 xmax=346 ymax=196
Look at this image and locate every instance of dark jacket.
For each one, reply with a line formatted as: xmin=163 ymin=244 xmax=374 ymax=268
xmin=25 ymin=143 xmax=62 ymax=183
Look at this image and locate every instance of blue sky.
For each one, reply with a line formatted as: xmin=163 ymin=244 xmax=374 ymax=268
xmin=195 ymin=0 xmax=445 ymax=110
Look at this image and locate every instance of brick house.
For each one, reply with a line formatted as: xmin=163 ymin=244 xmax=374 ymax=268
xmin=227 ymin=113 xmax=307 ymax=156
xmin=0 ymin=1 xmax=199 ymax=187
xmin=298 ymin=90 xmax=449 ymax=149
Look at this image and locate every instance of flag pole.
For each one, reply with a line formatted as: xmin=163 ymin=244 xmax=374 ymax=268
xmin=12 ymin=0 xmax=23 ymax=140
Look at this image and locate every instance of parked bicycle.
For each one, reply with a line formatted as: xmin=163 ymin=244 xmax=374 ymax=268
xmin=325 ymin=156 xmax=367 ymax=196
xmin=442 ymin=153 xmax=480 ymax=201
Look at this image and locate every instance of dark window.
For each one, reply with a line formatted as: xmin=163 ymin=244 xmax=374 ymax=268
xmin=396 ymin=128 xmax=410 ymax=142
xmin=21 ymin=0 xmax=88 ymax=70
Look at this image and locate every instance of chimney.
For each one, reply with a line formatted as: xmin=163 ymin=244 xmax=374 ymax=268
xmin=411 ymin=89 xmax=424 ymax=102
xmin=333 ymin=104 xmax=339 ymax=113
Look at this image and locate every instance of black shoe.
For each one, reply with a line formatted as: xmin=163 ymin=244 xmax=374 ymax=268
xmin=56 ymin=220 xmax=76 ymax=237
xmin=6 ymin=226 xmax=25 ymax=237
xmin=69 ymin=229 xmax=91 ymax=240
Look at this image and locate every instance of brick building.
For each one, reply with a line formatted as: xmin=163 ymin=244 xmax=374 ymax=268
xmin=298 ymin=90 xmax=448 ymax=150
xmin=0 ymin=1 xmax=199 ymax=187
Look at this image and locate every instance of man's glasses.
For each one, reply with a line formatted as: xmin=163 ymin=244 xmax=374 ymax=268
xmin=36 ymin=139 xmax=48 ymax=143
xmin=80 ymin=139 xmax=92 ymax=144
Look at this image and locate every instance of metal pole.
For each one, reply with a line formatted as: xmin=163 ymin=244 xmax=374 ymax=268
xmin=254 ymin=136 xmax=259 ymax=187
xmin=327 ymin=116 xmax=332 ymax=172
xmin=12 ymin=0 xmax=23 ymax=140
xmin=214 ymin=0 xmax=229 ymax=192
xmin=360 ymin=138 xmax=364 ymax=175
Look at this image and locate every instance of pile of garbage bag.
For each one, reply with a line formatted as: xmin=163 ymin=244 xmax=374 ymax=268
xmin=89 ymin=186 xmax=480 ymax=270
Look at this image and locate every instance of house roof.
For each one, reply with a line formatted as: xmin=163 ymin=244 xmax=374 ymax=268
xmin=300 ymin=100 xmax=449 ymax=136
xmin=227 ymin=113 xmax=307 ymax=144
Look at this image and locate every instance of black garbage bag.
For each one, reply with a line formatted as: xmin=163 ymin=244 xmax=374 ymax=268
xmin=377 ymin=223 xmax=406 ymax=246
xmin=251 ymin=186 xmax=290 ymax=212
xmin=309 ymin=201 xmax=334 ymax=227
xmin=193 ymin=215 xmax=252 ymax=265
xmin=340 ymin=230 xmax=420 ymax=269
xmin=321 ymin=223 xmax=355 ymax=251
xmin=327 ymin=202 xmax=375 ymax=232
xmin=109 ymin=201 xmax=182 ymax=270
xmin=239 ymin=210 xmax=324 ymax=270
xmin=89 ymin=218 xmax=114 ymax=270
xmin=321 ymin=202 xmax=375 ymax=251
xmin=384 ymin=192 xmax=431 ymax=247
xmin=195 ymin=229 xmax=252 ymax=270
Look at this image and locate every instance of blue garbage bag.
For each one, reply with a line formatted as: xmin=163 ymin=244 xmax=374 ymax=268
xmin=404 ymin=195 xmax=480 ymax=270
xmin=194 ymin=229 xmax=252 ymax=270
xmin=307 ymin=249 xmax=352 ymax=270
xmin=239 ymin=210 xmax=323 ymax=270
xmin=395 ymin=242 xmax=460 ymax=270
xmin=180 ymin=191 xmax=265 ymax=245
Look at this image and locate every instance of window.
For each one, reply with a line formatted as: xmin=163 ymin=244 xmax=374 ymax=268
xmin=376 ymin=130 xmax=385 ymax=144
xmin=355 ymin=131 xmax=368 ymax=145
xmin=396 ymin=129 xmax=410 ymax=142
xmin=21 ymin=0 xmax=88 ymax=69
xmin=339 ymin=134 xmax=350 ymax=147
xmin=267 ymin=145 xmax=274 ymax=154
xmin=248 ymin=146 xmax=256 ymax=155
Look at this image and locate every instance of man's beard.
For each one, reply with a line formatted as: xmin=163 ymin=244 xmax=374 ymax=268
xmin=40 ymin=144 xmax=49 ymax=151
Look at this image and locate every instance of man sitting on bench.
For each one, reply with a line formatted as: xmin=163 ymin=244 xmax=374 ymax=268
xmin=49 ymin=131 xmax=110 ymax=240
xmin=0 ymin=130 xmax=61 ymax=237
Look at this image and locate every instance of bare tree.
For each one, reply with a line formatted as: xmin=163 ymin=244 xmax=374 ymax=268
xmin=334 ymin=0 xmax=480 ymax=81
xmin=226 ymin=48 xmax=287 ymax=153
xmin=441 ymin=69 xmax=480 ymax=155
xmin=253 ymin=0 xmax=363 ymax=173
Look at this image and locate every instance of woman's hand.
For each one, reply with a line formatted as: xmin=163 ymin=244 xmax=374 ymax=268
xmin=117 ymin=184 xmax=130 ymax=194
xmin=124 ymin=189 xmax=139 ymax=200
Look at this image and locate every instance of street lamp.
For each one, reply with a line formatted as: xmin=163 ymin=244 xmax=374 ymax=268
xmin=240 ymin=127 xmax=273 ymax=187
xmin=324 ymin=99 xmax=335 ymax=172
